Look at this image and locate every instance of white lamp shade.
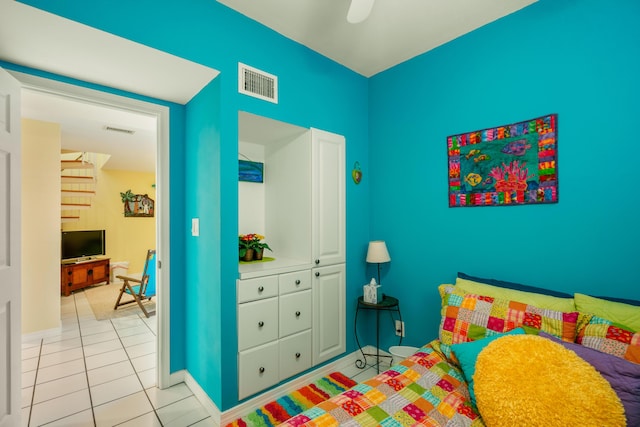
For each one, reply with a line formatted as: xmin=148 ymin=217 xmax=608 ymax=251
xmin=366 ymin=240 xmax=391 ymax=263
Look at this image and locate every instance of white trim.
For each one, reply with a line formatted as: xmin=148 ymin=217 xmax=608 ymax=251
xmin=21 ymin=326 xmax=62 ymax=342
xmin=184 ymin=370 xmax=222 ymax=423
xmin=9 ymin=70 xmax=173 ymax=389
xmin=168 ymin=369 xmax=186 ymax=387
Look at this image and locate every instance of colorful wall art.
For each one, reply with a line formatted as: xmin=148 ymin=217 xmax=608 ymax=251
xmin=447 ymin=114 xmax=558 ymax=207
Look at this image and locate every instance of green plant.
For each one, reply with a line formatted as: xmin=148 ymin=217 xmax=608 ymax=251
xmin=239 ymin=233 xmax=272 ymax=257
xmin=120 ymin=189 xmax=135 ymax=214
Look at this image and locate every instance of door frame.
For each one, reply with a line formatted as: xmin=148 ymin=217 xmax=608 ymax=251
xmin=11 ymin=70 xmax=173 ymax=388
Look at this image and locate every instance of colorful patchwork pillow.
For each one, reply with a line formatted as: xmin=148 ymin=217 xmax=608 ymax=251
xmin=438 ymin=284 xmax=579 ymax=358
xmin=577 ymin=315 xmax=640 ymax=364
xmin=455 ymin=277 xmax=575 ymax=312
xmin=575 ymin=293 xmax=640 ymax=332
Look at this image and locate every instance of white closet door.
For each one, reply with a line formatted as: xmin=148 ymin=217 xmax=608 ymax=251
xmin=312 ymin=263 xmax=345 ymax=365
xmin=0 ymin=67 xmax=21 ymax=427
xmin=311 ymin=128 xmax=345 ymax=267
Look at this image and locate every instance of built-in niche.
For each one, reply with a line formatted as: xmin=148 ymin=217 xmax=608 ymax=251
xmin=238 ymin=111 xmax=312 ymax=273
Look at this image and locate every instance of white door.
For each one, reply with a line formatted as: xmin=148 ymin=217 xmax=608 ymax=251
xmin=312 ymin=263 xmax=345 ymax=365
xmin=0 ymin=67 xmax=21 ymax=426
xmin=311 ymin=128 xmax=345 ymax=267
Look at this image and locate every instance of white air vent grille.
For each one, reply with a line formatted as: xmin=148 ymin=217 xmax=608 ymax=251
xmin=238 ymin=63 xmax=278 ymax=104
xmin=104 ymin=126 xmax=135 ymax=135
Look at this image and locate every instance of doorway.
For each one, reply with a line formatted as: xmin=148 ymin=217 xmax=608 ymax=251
xmin=13 ymin=71 xmax=172 ymax=389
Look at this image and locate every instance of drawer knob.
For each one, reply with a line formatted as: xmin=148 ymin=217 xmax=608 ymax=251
xmin=258 ymin=321 xmax=264 ymax=327
xmin=295 ymin=311 xmax=301 ymax=317
xmin=315 ymin=259 xmax=320 ymax=265
xmin=295 ymin=279 xmax=301 ymax=285
xmin=258 ymin=286 xmax=264 ymax=292
xmin=259 ymin=367 xmax=265 ymax=373
xmin=295 ymin=352 xmax=301 ymax=359
xmin=315 ymin=272 xmax=320 ymax=277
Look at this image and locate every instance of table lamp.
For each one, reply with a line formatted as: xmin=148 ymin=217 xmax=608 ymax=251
xmin=366 ymin=240 xmax=391 ymax=286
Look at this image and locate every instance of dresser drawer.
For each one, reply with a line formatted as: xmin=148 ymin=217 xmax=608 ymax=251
xmin=279 ymin=270 xmax=311 ymax=295
xmin=279 ymin=290 xmax=311 ymax=338
xmin=237 ymin=275 xmax=279 ymax=303
xmin=238 ymin=297 xmax=278 ymax=351
xmin=279 ymin=330 xmax=312 ymax=380
xmin=238 ymin=341 xmax=279 ymax=399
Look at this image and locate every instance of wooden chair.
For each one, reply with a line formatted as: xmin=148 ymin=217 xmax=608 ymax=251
xmin=114 ymin=249 xmax=156 ymax=318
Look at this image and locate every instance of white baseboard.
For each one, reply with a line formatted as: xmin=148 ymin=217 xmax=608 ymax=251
xmin=21 ymin=326 xmax=62 ymax=342
xmin=183 ymin=371 xmax=222 ymax=423
xmin=168 ymin=369 xmax=185 ymax=387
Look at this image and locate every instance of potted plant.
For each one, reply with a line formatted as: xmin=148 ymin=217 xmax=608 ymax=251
xmin=239 ymin=233 xmax=272 ymax=261
xmin=252 ymin=234 xmax=272 ymax=260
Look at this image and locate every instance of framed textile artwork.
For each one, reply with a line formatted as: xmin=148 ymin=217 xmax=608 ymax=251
xmin=447 ymin=114 xmax=558 ymax=207
xmin=239 ymin=160 xmax=264 ymax=183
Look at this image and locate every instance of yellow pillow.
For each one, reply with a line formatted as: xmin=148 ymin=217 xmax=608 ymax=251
xmin=575 ymin=293 xmax=640 ymax=331
xmin=455 ymin=277 xmax=575 ymax=312
xmin=474 ymin=335 xmax=626 ymax=427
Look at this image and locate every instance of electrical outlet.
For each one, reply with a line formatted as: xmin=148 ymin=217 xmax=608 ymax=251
xmin=395 ymin=320 xmax=405 ymax=337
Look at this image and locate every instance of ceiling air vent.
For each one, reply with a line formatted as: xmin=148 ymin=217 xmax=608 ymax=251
xmin=104 ymin=125 xmax=135 ymax=135
xmin=238 ymin=62 xmax=278 ymax=104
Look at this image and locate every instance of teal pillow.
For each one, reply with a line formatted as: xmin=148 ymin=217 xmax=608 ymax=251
xmin=451 ymin=327 xmax=526 ymax=406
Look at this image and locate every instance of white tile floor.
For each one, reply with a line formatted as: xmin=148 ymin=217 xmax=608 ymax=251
xmin=21 ymin=291 xmax=217 ymax=427
xmin=21 ymin=290 xmax=383 ymax=427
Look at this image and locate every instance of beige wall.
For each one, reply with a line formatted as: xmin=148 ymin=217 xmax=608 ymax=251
xmin=22 ymin=119 xmax=61 ymax=334
xmin=62 ymin=167 xmax=156 ymax=274
xmin=21 ymin=118 xmax=155 ymax=334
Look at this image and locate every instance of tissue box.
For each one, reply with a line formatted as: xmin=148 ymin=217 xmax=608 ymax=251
xmin=363 ymin=284 xmax=382 ymax=304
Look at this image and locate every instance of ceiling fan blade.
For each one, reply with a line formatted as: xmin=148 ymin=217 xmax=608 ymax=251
xmin=347 ymin=0 xmax=375 ymax=24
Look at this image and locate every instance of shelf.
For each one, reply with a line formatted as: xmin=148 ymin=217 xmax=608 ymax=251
xmin=238 ymin=255 xmax=312 ymax=279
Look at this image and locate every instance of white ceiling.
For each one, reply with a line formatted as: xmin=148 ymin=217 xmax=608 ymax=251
xmin=0 ymin=0 xmax=218 ymax=173
xmin=22 ymin=89 xmax=158 ymax=172
xmin=2 ymin=0 xmax=537 ymax=172
xmin=217 ymin=0 xmax=538 ymax=77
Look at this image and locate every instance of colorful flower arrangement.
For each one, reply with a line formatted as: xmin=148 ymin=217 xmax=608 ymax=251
xmin=239 ymin=233 xmax=272 ymax=259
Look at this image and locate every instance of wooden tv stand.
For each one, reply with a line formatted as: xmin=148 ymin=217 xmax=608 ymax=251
xmin=60 ymin=258 xmax=110 ymax=296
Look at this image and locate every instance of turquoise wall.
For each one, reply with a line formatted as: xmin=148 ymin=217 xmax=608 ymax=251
xmin=16 ymin=0 xmax=370 ymax=410
xmin=185 ymin=77 xmax=224 ymax=404
xmin=14 ymin=0 xmax=638 ymax=413
xmin=368 ymin=0 xmax=640 ymax=346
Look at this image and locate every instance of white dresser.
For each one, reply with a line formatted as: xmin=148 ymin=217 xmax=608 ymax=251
xmin=237 ymin=270 xmax=313 ymax=399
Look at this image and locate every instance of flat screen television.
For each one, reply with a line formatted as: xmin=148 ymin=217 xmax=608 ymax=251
xmin=61 ymin=230 xmax=106 ymax=261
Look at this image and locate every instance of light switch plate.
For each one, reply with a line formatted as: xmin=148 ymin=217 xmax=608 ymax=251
xmin=191 ymin=218 xmax=199 ymax=236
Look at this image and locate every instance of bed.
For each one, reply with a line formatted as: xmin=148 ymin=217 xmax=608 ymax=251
xmin=279 ymin=273 xmax=640 ymax=427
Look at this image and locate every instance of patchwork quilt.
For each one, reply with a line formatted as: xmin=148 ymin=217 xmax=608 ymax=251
xmin=278 ymin=340 xmax=484 ymax=427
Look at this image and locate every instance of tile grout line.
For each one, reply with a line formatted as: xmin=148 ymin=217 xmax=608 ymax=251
xmin=134 ymin=311 xmax=165 ymax=426
xmin=112 ymin=313 xmax=164 ymax=426
xmin=74 ymin=292 xmax=98 ymax=427
xmin=30 ymin=298 xmax=95 ymax=426
xmin=26 ymin=338 xmax=43 ymax=427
